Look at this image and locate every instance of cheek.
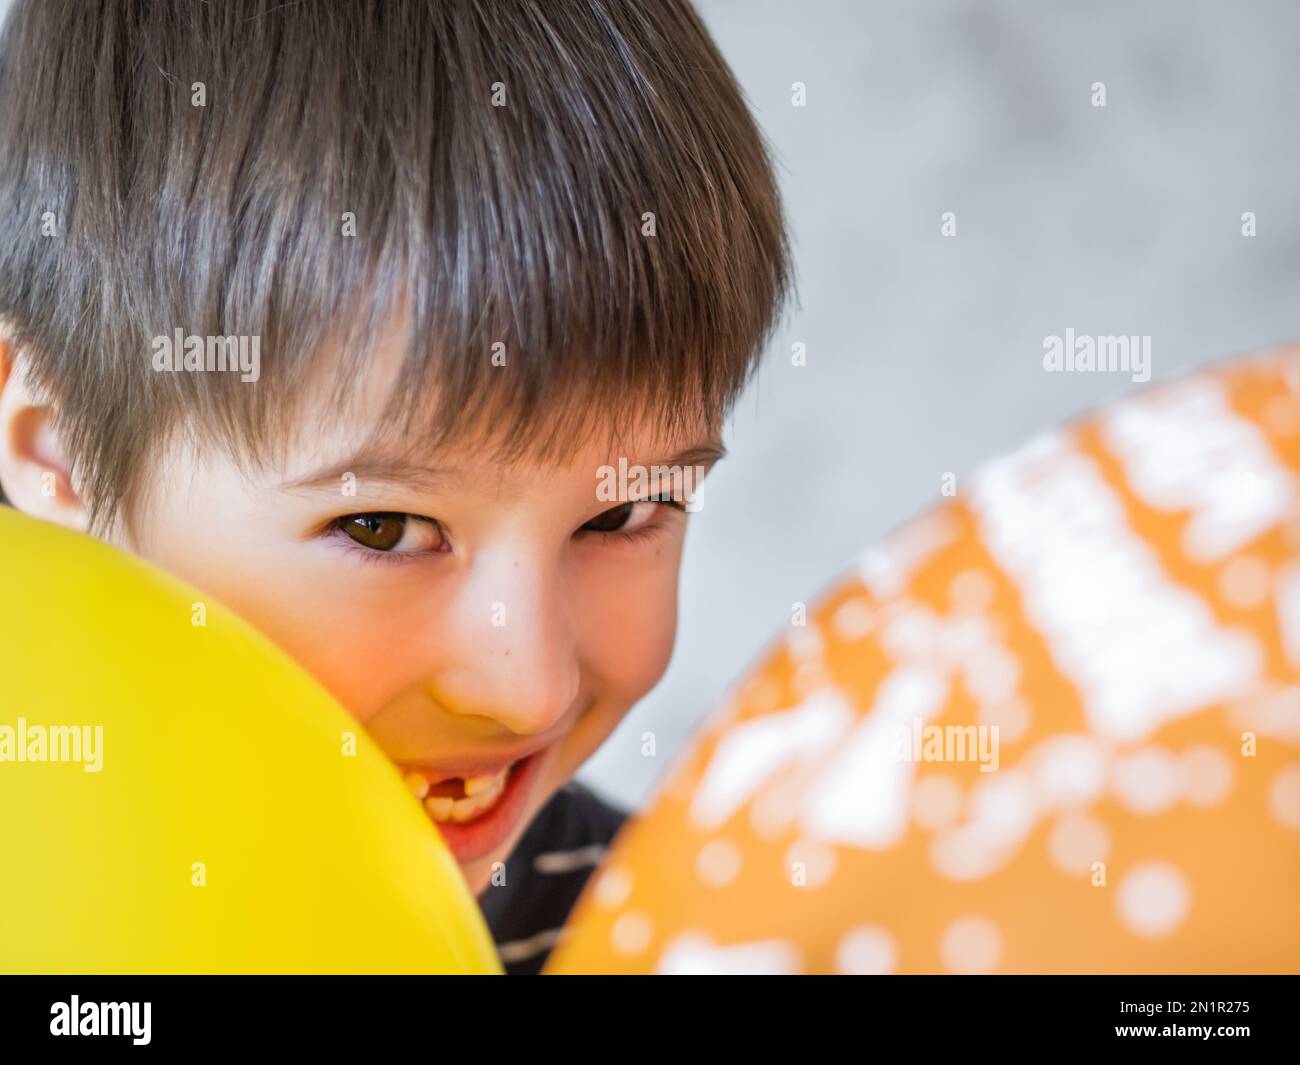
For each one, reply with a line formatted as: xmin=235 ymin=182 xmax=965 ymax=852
xmin=122 ymin=484 xmax=408 ymax=721
xmin=575 ymin=553 xmax=681 ymax=703
xmin=199 ymin=572 xmax=408 ymax=722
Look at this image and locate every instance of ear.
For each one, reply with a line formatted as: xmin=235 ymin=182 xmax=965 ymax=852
xmin=0 ymin=332 xmax=90 ymax=532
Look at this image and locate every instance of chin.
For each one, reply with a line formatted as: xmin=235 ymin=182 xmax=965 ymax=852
xmin=461 ymin=772 xmax=562 ymax=896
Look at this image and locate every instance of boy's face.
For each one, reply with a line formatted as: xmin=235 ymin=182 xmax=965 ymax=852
xmin=2 ymin=332 xmax=716 ymax=897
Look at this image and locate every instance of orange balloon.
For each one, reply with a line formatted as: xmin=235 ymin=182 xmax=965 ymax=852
xmin=548 ymin=346 xmax=1300 ymax=974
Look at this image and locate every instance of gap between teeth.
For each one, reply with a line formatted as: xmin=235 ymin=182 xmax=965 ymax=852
xmin=404 ymin=767 xmax=510 ymax=823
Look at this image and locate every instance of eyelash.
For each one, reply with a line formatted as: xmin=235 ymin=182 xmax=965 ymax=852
xmin=325 ymin=500 xmax=686 ymax=567
xmin=583 ymin=499 xmax=686 ymax=548
xmin=323 ymin=514 xmax=444 ymax=568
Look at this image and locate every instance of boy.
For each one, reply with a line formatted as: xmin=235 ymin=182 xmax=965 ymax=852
xmin=0 ymin=0 xmax=789 ymax=973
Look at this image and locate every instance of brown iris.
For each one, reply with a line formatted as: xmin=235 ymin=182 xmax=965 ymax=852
xmin=339 ymin=513 xmax=407 ymax=551
xmin=582 ymin=503 xmax=634 ymax=533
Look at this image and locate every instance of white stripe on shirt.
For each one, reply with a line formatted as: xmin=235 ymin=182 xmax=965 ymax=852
xmin=533 ymin=843 xmax=608 ymax=874
xmin=497 ymin=926 xmax=568 ymax=964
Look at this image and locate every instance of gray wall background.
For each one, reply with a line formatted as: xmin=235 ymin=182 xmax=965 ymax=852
xmin=585 ymin=0 xmax=1299 ymax=808
xmin=1 ymin=1 xmax=1295 ymax=810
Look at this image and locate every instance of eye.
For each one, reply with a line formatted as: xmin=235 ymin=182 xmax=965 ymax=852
xmin=334 ymin=512 xmax=446 ymax=554
xmin=580 ymin=499 xmax=682 ymax=537
xmin=582 ymin=502 xmax=637 ymax=534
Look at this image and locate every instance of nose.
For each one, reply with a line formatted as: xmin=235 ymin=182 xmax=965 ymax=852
xmin=428 ymin=548 xmax=582 ymax=736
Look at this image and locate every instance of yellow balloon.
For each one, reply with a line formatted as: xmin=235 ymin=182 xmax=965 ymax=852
xmin=0 ymin=507 xmax=501 ymax=973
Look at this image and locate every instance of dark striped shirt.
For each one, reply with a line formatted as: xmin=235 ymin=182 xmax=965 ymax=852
xmin=476 ymin=779 xmax=627 ymax=975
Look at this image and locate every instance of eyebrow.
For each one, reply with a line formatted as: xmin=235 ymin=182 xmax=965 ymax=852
xmin=279 ymin=442 xmax=727 ymax=495
xmin=647 ymin=443 xmax=728 ymax=470
xmin=279 ymin=456 xmax=465 ymax=496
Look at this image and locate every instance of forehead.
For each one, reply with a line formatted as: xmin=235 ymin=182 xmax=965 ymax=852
xmin=270 ymin=339 xmax=717 ymax=496
xmin=278 ymin=416 xmax=721 ymax=496
xmin=183 ymin=296 xmax=722 ymax=505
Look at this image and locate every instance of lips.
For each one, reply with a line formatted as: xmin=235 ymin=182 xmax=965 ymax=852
xmin=397 ymin=748 xmax=548 ymax=864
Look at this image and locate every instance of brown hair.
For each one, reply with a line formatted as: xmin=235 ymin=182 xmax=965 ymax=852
xmin=0 ymin=0 xmax=790 ymax=532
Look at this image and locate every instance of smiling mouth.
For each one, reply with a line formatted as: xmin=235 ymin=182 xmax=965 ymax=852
xmin=395 ymin=749 xmax=549 ymax=865
xmin=401 ymin=759 xmax=524 ymax=824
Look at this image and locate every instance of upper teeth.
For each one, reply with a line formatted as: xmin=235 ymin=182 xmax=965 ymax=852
xmin=463 ymin=772 xmax=503 ymax=796
xmin=412 ymin=765 xmax=512 ymax=823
